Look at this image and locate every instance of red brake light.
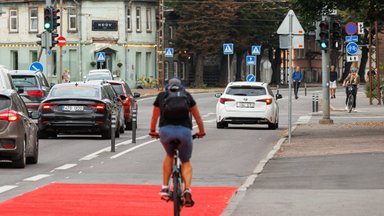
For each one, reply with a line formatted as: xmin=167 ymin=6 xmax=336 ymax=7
xmin=27 ymin=90 xmax=43 ymax=97
xmin=96 ymin=104 xmax=105 ymax=110
xmin=220 ymin=98 xmax=235 ymax=104
xmin=42 ymin=103 xmax=52 ymax=110
xmin=257 ymin=98 xmax=273 ymax=105
xmin=0 ymin=110 xmax=19 ymax=122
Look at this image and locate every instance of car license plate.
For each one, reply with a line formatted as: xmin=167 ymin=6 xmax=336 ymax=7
xmin=62 ymin=105 xmax=84 ymax=111
xmin=236 ymin=102 xmax=255 ymax=108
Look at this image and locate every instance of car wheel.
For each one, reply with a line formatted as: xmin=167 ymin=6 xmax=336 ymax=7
xmin=125 ymin=120 xmax=137 ymax=130
xmin=115 ymin=124 xmax=120 ymax=138
xmin=268 ymin=122 xmax=277 ymax=130
xmin=13 ymin=138 xmax=26 ymax=168
xmin=119 ymin=123 xmax=125 ymax=134
xmin=216 ymin=121 xmax=227 ymax=129
xmin=38 ymin=130 xmax=48 ymax=139
xmin=102 ymin=126 xmax=112 ymax=139
xmin=27 ymin=139 xmax=39 ymax=164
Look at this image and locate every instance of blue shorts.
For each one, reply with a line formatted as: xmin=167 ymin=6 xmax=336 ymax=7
xmin=159 ymin=125 xmax=193 ymax=162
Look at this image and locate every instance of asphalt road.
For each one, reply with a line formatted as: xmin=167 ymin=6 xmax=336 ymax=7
xmin=0 ymin=89 xmax=313 ymax=207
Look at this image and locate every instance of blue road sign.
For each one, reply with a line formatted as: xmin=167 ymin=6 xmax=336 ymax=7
xmin=246 ymin=56 xmax=256 ymax=65
xmin=346 ymin=42 xmax=359 ymax=55
xmin=345 ymin=22 xmax=358 ymax=35
xmin=29 ymin=61 xmax=44 ymax=72
xmin=165 ymin=48 xmax=174 ymax=57
xmin=345 ymin=35 xmax=358 ymax=43
xmin=251 ymin=45 xmax=261 ymax=55
xmin=246 ymin=74 xmax=256 ymax=82
xmin=223 ymin=43 xmax=234 ymax=55
xmin=96 ymin=52 xmax=106 ymax=62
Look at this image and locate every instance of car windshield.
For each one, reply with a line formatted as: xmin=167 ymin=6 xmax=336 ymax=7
xmin=86 ymin=73 xmax=112 ymax=81
xmin=226 ymin=86 xmax=266 ymax=96
xmin=111 ymin=84 xmax=124 ymax=95
xmin=50 ymin=86 xmax=100 ymax=98
xmin=0 ymin=95 xmax=11 ymax=110
xmin=11 ymin=76 xmax=38 ymax=87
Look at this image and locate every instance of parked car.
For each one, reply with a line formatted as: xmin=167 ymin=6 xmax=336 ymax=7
xmin=9 ymin=70 xmax=51 ymax=121
xmin=0 ymin=89 xmax=39 ymax=168
xmin=38 ymin=81 xmax=124 ymax=139
xmin=106 ymin=80 xmax=140 ymax=130
xmin=84 ymin=69 xmax=115 ymax=81
xmin=215 ymin=81 xmax=282 ymax=129
xmin=0 ymin=65 xmax=17 ymax=90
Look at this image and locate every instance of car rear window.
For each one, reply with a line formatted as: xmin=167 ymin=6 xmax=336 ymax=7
xmin=12 ymin=76 xmax=38 ymax=87
xmin=50 ymin=86 xmax=100 ymax=98
xmin=111 ymin=84 xmax=124 ymax=95
xmin=0 ymin=95 xmax=11 ymax=110
xmin=226 ymin=86 xmax=266 ymax=96
xmin=86 ymin=73 xmax=112 ymax=81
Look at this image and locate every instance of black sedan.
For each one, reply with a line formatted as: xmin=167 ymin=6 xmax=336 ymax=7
xmin=37 ymin=82 xmax=122 ymax=139
xmin=0 ymin=89 xmax=39 ymax=168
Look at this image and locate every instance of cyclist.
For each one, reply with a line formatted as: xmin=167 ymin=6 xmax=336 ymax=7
xmin=342 ymin=67 xmax=360 ymax=111
xmin=149 ymin=78 xmax=206 ymax=207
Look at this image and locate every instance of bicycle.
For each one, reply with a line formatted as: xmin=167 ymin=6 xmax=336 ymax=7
xmin=158 ymin=134 xmax=197 ymax=216
xmin=346 ymin=85 xmax=355 ymax=113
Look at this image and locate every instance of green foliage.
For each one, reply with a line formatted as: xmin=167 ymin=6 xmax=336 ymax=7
xmin=364 ymin=78 xmax=384 ymax=101
xmin=137 ymin=76 xmax=158 ymax=89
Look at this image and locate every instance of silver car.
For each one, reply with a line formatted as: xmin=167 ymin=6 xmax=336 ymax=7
xmin=0 ymin=89 xmax=39 ymax=168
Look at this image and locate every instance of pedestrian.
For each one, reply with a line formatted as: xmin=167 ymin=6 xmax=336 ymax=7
xmin=292 ymin=66 xmax=303 ymax=99
xmin=149 ymin=77 xmax=206 ymax=207
xmin=329 ymin=65 xmax=338 ymax=99
xmin=62 ymin=69 xmax=71 ymax=83
xmin=342 ymin=67 xmax=360 ymax=111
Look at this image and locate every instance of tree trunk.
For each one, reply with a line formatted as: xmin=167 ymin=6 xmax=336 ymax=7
xmin=342 ymin=61 xmax=352 ymax=81
xmin=236 ymin=51 xmax=244 ymax=81
xmin=194 ymin=53 xmax=204 ymax=86
xmin=359 ymin=46 xmax=368 ymax=82
xmin=270 ymin=47 xmax=281 ymax=84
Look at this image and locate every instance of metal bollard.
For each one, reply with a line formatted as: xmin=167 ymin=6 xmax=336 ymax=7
xmin=304 ymin=82 xmax=307 ymax=96
xmin=132 ymin=105 xmax=137 ymax=144
xmin=315 ymin=94 xmax=319 ymax=112
xmin=312 ymin=94 xmax=315 ymax=113
xmin=111 ymin=115 xmax=116 ymax=152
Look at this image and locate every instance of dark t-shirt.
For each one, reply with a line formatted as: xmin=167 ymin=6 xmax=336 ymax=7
xmin=330 ymin=71 xmax=337 ymax=82
xmin=153 ymin=91 xmax=196 ymax=129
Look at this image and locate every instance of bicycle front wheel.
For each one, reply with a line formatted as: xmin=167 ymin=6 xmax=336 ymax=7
xmin=172 ymin=173 xmax=182 ymax=216
xmin=347 ymin=94 xmax=354 ymax=113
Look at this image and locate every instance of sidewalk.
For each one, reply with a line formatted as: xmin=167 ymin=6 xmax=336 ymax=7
xmin=225 ymin=88 xmax=384 ymax=215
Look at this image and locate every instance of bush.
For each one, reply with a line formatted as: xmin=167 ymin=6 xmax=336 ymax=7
xmin=364 ymin=78 xmax=383 ymax=101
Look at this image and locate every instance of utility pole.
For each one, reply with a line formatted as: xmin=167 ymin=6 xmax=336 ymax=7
xmin=157 ymin=0 xmax=165 ymax=90
xmin=368 ymin=21 xmax=381 ymax=105
xmin=59 ymin=0 xmax=63 ymax=83
xmin=46 ymin=0 xmax=53 ymax=84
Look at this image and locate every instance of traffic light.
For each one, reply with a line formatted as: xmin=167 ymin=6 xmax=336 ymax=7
xmin=44 ymin=7 xmax=53 ymax=32
xmin=36 ymin=32 xmax=48 ymax=49
xmin=330 ymin=20 xmax=342 ymax=50
xmin=52 ymin=8 xmax=60 ymax=30
xmin=318 ymin=20 xmax=329 ymax=50
xmin=49 ymin=32 xmax=59 ymax=48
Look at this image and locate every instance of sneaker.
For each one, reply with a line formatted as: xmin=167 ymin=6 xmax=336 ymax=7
xmin=334 ymin=95 xmax=336 ymax=99
xmin=159 ymin=187 xmax=170 ymax=197
xmin=183 ymin=190 xmax=195 ymax=207
xmin=352 ymin=108 xmax=357 ymax=112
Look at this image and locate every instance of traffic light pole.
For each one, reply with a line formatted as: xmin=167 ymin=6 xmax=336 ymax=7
xmin=45 ymin=0 xmax=53 ymax=84
xmin=319 ymin=15 xmax=333 ymax=125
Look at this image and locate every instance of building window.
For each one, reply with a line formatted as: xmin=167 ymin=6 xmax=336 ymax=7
xmin=165 ymin=62 xmax=169 ymax=80
xmin=127 ymin=7 xmax=132 ymax=31
xmin=30 ymin=50 xmax=38 ymax=63
xmin=173 ymin=61 xmax=178 ymax=78
xmin=180 ymin=62 xmax=186 ymax=80
xmin=136 ymin=7 xmax=141 ymax=32
xmin=29 ymin=8 xmax=38 ymax=32
xmin=9 ymin=9 xmax=18 ymax=32
xmin=68 ymin=7 xmax=77 ymax=32
xmin=146 ymin=8 xmax=151 ymax=32
xmin=11 ymin=51 xmax=18 ymax=70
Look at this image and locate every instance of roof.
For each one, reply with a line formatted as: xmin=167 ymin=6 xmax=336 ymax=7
xmin=9 ymin=70 xmax=41 ymax=76
xmin=228 ymin=81 xmax=267 ymax=87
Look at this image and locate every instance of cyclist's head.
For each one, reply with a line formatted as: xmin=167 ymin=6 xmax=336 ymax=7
xmin=351 ymin=67 xmax=358 ymax=74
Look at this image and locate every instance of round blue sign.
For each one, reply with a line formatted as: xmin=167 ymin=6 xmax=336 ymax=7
xmin=29 ymin=61 xmax=44 ymax=72
xmin=346 ymin=42 xmax=359 ymax=55
xmin=246 ymin=74 xmax=256 ymax=82
xmin=345 ymin=22 xmax=358 ymax=35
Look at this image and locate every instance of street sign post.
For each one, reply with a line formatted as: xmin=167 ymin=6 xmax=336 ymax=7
xmin=96 ymin=52 xmax=106 ymax=69
xmin=345 ymin=35 xmax=358 ymax=43
xmin=223 ymin=43 xmax=234 ymax=83
xmin=347 ymin=55 xmax=359 ymax=62
xmin=246 ymin=74 xmax=255 ymax=82
xmin=345 ymin=22 xmax=358 ymax=35
xmin=251 ymin=45 xmax=261 ymax=78
xmin=165 ymin=48 xmax=174 ymax=57
xmin=346 ymin=42 xmax=359 ymax=55
xmin=29 ymin=62 xmax=44 ymax=72
xmin=57 ymin=36 xmax=66 ymax=47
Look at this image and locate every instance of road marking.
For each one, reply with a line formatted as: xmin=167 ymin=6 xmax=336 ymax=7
xmin=0 ymin=185 xmax=18 ymax=194
xmin=54 ymin=164 xmax=77 ymax=170
xmin=296 ymin=115 xmax=311 ymax=124
xmin=203 ymin=118 xmax=216 ymax=123
xmin=111 ymin=139 xmax=158 ymax=159
xmin=23 ymin=174 xmax=50 ymax=182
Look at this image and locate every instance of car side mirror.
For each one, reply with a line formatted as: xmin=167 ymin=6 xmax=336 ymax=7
xmin=276 ymin=93 xmax=282 ymax=100
xmin=133 ymin=92 xmax=141 ymax=98
xmin=214 ymin=93 xmax=222 ymax=98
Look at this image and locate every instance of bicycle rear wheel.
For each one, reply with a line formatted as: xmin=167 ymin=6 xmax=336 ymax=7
xmin=172 ymin=173 xmax=182 ymax=216
xmin=347 ymin=94 xmax=354 ymax=113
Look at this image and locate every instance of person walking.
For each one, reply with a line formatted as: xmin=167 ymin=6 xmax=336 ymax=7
xmin=329 ymin=65 xmax=338 ymax=99
xmin=292 ymin=66 xmax=303 ymax=99
xmin=342 ymin=67 xmax=360 ymax=111
xmin=149 ymin=78 xmax=206 ymax=207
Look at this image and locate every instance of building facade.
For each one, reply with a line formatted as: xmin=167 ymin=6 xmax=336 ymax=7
xmin=0 ymin=0 xmax=157 ymax=88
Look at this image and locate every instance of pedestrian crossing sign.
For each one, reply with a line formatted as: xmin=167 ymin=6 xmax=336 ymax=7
xmin=96 ymin=52 xmax=106 ymax=62
xmin=223 ymin=43 xmax=234 ymax=55
xmin=165 ymin=48 xmax=174 ymax=57
xmin=252 ymin=45 xmax=261 ymax=55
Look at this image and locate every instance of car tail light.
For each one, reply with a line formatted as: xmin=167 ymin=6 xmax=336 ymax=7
xmin=219 ymin=98 xmax=235 ymax=104
xmin=41 ymin=103 xmax=56 ymax=113
xmin=0 ymin=110 xmax=19 ymax=122
xmin=89 ymin=103 xmax=106 ymax=113
xmin=257 ymin=98 xmax=273 ymax=105
xmin=0 ymin=139 xmax=16 ymax=149
xmin=27 ymin=90 xmax=43 ymax=97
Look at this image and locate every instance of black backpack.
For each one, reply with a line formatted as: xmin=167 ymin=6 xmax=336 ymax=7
xmin=162 ymin=84 xmax=190 ymax=121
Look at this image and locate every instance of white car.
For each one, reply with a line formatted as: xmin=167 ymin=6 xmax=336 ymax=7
xmin=215 ymin=81 xmax=282 ymax=129
xmin=84 ymin=69 xmax=116 ymax=81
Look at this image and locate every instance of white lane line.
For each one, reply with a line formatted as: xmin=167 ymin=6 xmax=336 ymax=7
xmin=203 ymin=118 xmax=216 ymax=123
xmin=111 ymin=139 xmax=158 ymax=159
xmin=54 ymin=164 xmax=77 ymax=170
xmin=0 ymin=185 xmax=18 ymax=194
xmin=23 ymin=174 xmax=50 ymax=182
xmin=79 ymin=135 xmax=148 ymax=161
xmin=296 ymin=115 xmax=311 ymax=124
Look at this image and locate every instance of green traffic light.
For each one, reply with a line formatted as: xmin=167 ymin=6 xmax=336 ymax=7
xmin=44 ymin=22 xmax=51 ymax=30
xmin=320 ymin=42 xmax=328 ymax=49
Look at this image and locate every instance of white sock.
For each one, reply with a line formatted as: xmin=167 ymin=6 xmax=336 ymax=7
xmin=162 ymin=185 xmax=169 ymax=189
